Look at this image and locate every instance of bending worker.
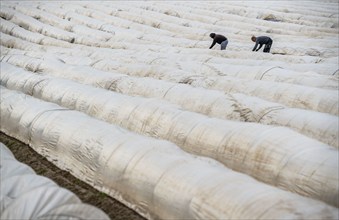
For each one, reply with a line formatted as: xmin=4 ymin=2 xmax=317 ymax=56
xmin=209 ymin=33 xmax=228 ymax=50
xmin=251 ymin=35 xmax=273 ymax=53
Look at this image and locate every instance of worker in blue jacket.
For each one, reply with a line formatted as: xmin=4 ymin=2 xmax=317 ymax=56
xmin=252 ymin=36 xmax=273 ymax=53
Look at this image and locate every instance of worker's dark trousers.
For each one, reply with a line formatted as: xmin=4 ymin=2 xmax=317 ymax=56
xmin=263 ymin=39 xmax=273 ymax=53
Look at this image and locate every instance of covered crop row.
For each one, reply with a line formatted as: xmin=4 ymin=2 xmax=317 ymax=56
xmin=0 ymin=143 xmax=109 ymax=220
xmin=1 ymin=62 xmax=338 ymax=206
xmin=46 ymin=1 xmax=339 ymax=57
xmin=70 ymin=55 xmax=338 ymax=114
xmin=1 ymin=1 xmax=338 ymax=218
xmin=2 ymin=12 xmax=337 ymax=74
xmin=1 ymin=87 xmax=338 ymax=219
xmin=173 ymin=1 xmax=338 ymax=33
xmin=95 ymin=60 xmax=338 ymax=90
xmin=1 ymin=58 xmax=338 ymax=148
xmin=3 ymin=2 xmax=338 ymax=63
xmin=2 ymin=29 xmax=339 ymax=115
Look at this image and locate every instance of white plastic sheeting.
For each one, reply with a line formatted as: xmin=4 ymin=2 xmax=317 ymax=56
xmin=0 ymin=6 xmax=110 ymax=47
xmin=1 ymin=62 xmax=338 ymax=207
xmin=93 ymin=60 xmax=338 ymax=90
xmin=0 ymin=18 xmax=336 ymax=75
xmin=1 ymin=42 xmax=336 ymax=116
xmin=1 ymin=0 xmax=338 ymax=218
xmin=1 ymin=2 xmax=338 ymax=67
xmin=1 ymin=59 xmax=338 ymax=149
xmin=0 ymin=7 xmax=75 ymax=43
xmin=0 ymin=54 xmax=334 ymax=119
xmin=134 ymin=2 xmax=337 ymax=36
xmin=0 ymin=143 xmax=110 ymax=220
xmin=91 ymin=59 xmax=339 ymax=114
xmin=0 ymin=19 xmax=71 ymax=48
xmin=43 ymin=2 xmax=337 ymax=58
xmin=1 ymin=87 xmax=338 ymax=220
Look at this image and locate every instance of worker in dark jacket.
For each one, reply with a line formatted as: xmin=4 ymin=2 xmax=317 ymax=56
xmin=251 ymin=36 xmax=273 ymax=53
xmin=209 ymin=33 xmax=228 ymax=50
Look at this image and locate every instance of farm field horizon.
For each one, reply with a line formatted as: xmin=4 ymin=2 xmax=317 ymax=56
xmin=0 ymin=1 xmax=338 ymax=219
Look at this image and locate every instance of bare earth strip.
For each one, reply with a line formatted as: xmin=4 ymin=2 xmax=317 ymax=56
xmin=0 ymin=132 xmax=145 ymax=220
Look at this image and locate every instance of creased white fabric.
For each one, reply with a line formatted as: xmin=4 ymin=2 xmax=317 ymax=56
xmin=0 ymin=143 xmax=110 ymax=220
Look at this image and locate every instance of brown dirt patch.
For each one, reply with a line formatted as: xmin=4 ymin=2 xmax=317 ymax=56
xmin=0 ymin=132 xmax=145 ymax=220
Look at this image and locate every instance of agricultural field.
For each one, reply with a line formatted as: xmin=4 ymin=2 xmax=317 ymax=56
xmin=1 ymin=1 xmax=338 ymax=219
